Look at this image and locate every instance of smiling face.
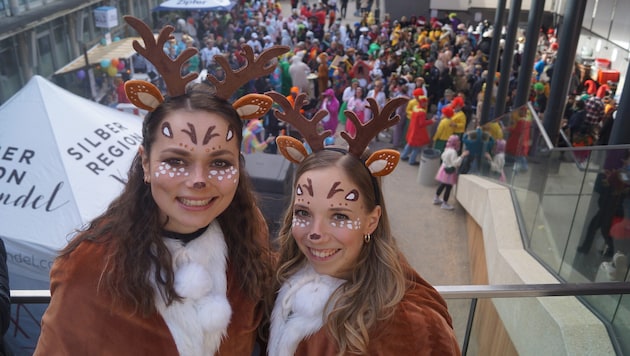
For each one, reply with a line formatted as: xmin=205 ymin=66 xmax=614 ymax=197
xmin=140 ymin=109 xmax=240 ymax=234
xmin=291 ymin=166 xmax=381 ymax=279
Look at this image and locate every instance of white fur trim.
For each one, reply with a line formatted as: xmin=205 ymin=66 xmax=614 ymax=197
xmin=268 ymin=265 xmax=344 ymax=356
xmin=154 ymin=221 xmax=231 ymax=356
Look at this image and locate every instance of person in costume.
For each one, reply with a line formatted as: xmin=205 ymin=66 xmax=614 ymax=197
xmin=434 ymin=135 xmax=469 ymax=210
xmin=242 ymin=119 xmax=275 ymax=153
xmin=265 ymin=93 xmax=460 ymax=355
xmin=433 ymin=105 xmax=456 ymax=153
xmin=485 ymin=138 xmax=507 ymax=182
xmin=345 ymin=85 xmax=367 ymax=138
xmin=400 ymin=88 xmax=434 ymax=165
xmin=34 ymin=16 xmax=289 ymax=356
xmin=506 ymin=105 xmax=532 ymax=173
xmin=320 ymin=88 xmax=340 ymax=135
xmin=450 ymin=96 xmax=467 ymax=143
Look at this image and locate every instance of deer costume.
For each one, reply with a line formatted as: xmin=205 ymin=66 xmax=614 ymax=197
xmin=265 ymin=92 xmax=460 ymax=355
xmin=35 ymin=16 xmax=289 ymax=356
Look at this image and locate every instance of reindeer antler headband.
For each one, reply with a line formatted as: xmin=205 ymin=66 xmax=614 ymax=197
xmin=266 ymin=90 xmax=409 ymax=177
xmin=122 ymin=16 xmax=289 ymax=120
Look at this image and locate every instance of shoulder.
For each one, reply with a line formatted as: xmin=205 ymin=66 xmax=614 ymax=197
xmin=369 ymin=271 xmax=459 ymax=354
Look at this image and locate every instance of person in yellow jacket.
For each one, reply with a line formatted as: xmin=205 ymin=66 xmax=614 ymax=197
xmin=433 ymin=105 xmax=455 ymax=153
xmin=450 ymin=96 xmax=467 ymax=139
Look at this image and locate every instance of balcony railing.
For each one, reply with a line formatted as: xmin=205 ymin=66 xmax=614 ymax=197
xmin=461 ymin=103 xmax=630 ymax=355
xmin=9 ymin=282 xmax=630 ymax=355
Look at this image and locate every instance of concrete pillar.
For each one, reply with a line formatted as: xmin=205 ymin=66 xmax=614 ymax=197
xmin=494 ymin=0 xmax=522 ymax=118
xmin=17 ymin=32 xmax=33 ymax=81
xmin=513 ymin=0 xmax=546 ymax=108
xmin=608 ymin=60 xmax=630 ymax=144
xmin=480 ymin=0 xmax=507 ymax=124
xmin=543 ymin=0 xmax=587 ymax=145
xmin=8 ymin=0 xmax=19 ymax=16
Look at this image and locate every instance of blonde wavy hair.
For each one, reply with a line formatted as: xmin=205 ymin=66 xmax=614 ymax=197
xmin=272 ymin=150 xmax=407 ymax=354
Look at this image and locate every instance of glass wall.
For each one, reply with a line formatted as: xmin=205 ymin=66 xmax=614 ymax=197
xmin=468 ymin=104 xmax=630 ymax=355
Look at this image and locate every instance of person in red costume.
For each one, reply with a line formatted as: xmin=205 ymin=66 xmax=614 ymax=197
xmin=400 ymin=88 xmax=435 ymax=165
xmin=506 ymin=105 xmax=532 ymax=172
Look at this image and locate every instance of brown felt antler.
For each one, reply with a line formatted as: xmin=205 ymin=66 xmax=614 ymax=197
xmin=266 ymin=91 xmax=332 ymax=152
xmin=341 ymin=97 xmax=409 ymax=157
xmin=124 ymin=15 xmax=198 ymax=97
xmin=208 ymin=45 xmax=290 ymax=100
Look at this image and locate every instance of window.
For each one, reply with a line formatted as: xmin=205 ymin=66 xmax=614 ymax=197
xmin=0 ymin=39 xmax=23 ymax=104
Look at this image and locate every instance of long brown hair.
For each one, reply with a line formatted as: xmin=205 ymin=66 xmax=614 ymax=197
xmin=60 ymin=84 xmax=273 ymax=316
xmin=272 ymin=150 xmax=406 ymax=354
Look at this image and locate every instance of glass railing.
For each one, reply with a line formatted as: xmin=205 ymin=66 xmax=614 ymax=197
xmin=9 ymin=282 xmax=630 ymax=355
xmin=464 ymin=103 xmax=630 ymax=355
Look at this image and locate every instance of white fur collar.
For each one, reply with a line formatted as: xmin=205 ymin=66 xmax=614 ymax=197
xmin=154 ymin=221 xmax=231 ymax=356
xmin=268 ymin=265 xmax=344 ymax=356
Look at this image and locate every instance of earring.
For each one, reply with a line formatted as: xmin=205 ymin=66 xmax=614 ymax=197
xmin=364 ymin=233 xmax=371 ymax=244
xmin=144 ymin=176 xmax=150 ymax=184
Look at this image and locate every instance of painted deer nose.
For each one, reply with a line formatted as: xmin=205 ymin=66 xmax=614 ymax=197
xmin=309 ymin=233 xmax=321 ymax=240
xmin=193 ymin=181 xmax=206 ymax=189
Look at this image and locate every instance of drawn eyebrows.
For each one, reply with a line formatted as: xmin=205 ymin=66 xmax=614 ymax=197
xmin=159 ymin=147 xmax=237 ymax=159
xmin=327 ymin=181 xmax=344 ymax=199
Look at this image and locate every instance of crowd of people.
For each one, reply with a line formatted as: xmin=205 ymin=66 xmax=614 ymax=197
xmin=32 ymin=0 xmax=626 ymax=354
xmin=136 ymin=0 xmax=619 ymax=167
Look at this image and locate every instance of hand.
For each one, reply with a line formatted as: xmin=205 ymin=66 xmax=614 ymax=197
xmin=266 ymin=136 xmax=276 ymax=144
xmin=462 ymin=150 xmax=470 ymax=157
xmin=485 ymin=152 xmax=492 ymax=160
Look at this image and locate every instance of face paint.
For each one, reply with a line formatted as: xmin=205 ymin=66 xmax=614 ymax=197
xmin=143 ymin=110 xmax=241 ymax=234
xmin=291 ymin=167 xmax=380 ymax=279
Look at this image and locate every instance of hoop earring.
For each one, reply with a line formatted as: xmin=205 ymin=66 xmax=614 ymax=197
xmin=364 ymin=233 xmax=371 ymax=244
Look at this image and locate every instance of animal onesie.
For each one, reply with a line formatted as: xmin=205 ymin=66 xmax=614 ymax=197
xmin=317 ymin=53 xmax=330 ymax=96
xmin=321 ymin=88 xmax=340 ymax=134
xmin=35 ymin=221 xmax=265 ymax=356
xmin=268 ymin=263 xmax=460 ymax=355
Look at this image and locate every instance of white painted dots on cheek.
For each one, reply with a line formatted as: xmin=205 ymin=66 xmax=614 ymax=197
xmin=330 ymin=218 xmax=361 ymax=230
xmin=208 ymin=166 xmax=239 ymax=185
xmin=155 ymin=162 xmax=189 ymax=178
xmin=292 ymin=216 xmax=310 ymax=228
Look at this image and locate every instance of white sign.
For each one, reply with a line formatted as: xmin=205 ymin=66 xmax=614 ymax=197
xmin=94 ymin=6 xmax=118 ymax=29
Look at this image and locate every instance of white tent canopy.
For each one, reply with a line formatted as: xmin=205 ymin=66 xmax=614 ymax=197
xmin=0 ymin=75 xmax=142 ymax=288
xmin=154 ymin=0 xmax=236 ymax=12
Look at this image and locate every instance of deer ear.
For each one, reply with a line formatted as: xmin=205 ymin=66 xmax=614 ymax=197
xmin=233 ymin=94 xmax=274 ymax=119
xmin=365 ymin=149 xmax=400 ymax=177
xmin=277 ymin=136 xmax=308 ymax=164
xmin=124 ymin=80 xmax=164 ymax=112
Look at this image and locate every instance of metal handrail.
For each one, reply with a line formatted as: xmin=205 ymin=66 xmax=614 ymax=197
xmin=10 ymin=283 xmax=630 ymax=356
xmin=436 ymin=281 xmax=630 ymax=298
xmin=11 ymin=281 xmax=630 ymax=303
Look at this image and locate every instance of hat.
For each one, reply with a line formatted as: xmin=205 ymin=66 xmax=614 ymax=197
xmin=442 ymin=106 xmax=454 ymax=118
xmin=533 ymin=82 xmax=544 ymax=92
xmin=251 ymin=32 xmax=258 ymax=39
xmin=451 ymin=96 xmax=464 ymax=108
xmin=413 ymin=88 xmax=424 ymax=97
xmin=290 ymin=86 xmax=299 ymax=94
